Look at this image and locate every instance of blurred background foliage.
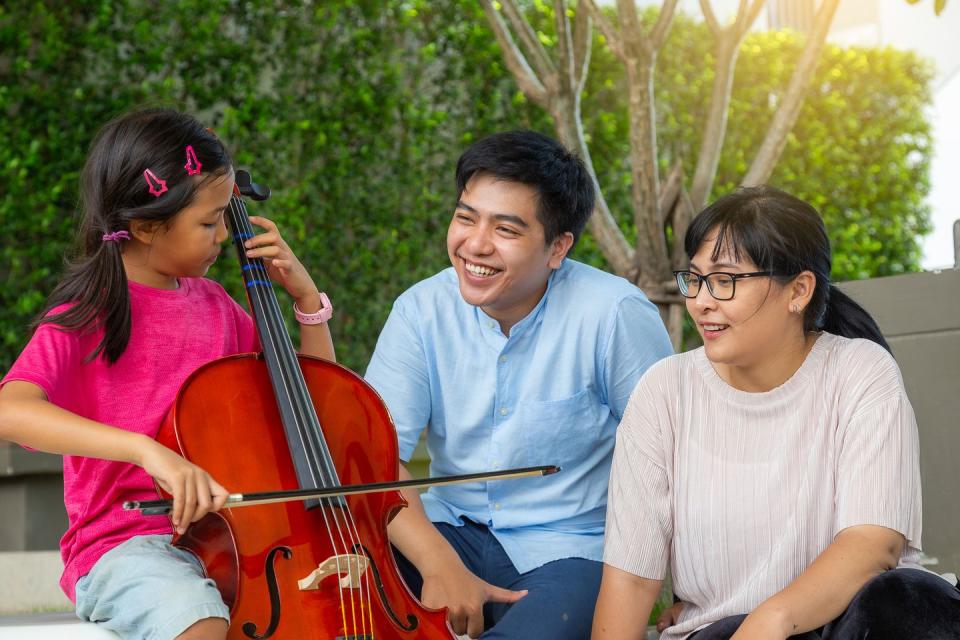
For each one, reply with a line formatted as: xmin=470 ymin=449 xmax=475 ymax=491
xmin=0 ymin=0 xmax=932 ymax=373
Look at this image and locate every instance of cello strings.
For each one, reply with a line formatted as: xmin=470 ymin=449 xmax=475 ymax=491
xmin=230 ymin=196 xmax=371 ymax=637
xmin=235 ymin=202 xmax=360 ymax=637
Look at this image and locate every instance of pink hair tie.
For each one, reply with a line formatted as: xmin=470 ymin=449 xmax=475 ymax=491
xmin=102 ymin=230 xmax=131 ymax=243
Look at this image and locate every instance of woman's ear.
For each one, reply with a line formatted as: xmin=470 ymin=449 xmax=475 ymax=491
xmin=789 ymin=271 xmax=817 ymax=313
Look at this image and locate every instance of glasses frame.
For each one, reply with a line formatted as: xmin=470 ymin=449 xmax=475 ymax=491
xmin=672 ymin=270 xmax=773 ymax=301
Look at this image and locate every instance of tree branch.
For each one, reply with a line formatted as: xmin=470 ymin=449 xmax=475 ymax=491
xmin=583 ymin=0 xmax=625 ymax=62
xmin=651 ymin=0 xmax=680 ymax=50
xmin=688 ymin=0 xmax=767 ymax=210
xmin=499 ymin=0 xmax=557 ymax=86
xmin=479 ymin=0 xmax=550 ymax=106
xmin=572 ymin=4 xmax=593 ymax=94
xmin=700 ymin=0 xmax=721 ymax=35
xmin=742 ymin=0 xmax=841 ymax=186
xmin=658 ymin=161 xmax=684 ymax=225
xmin=736 ymin=0 xmax=768 ymax=38
xmin=688 ymin=31 xmax=739 ymax=211
xmin=617 ymin=0 xmax=652 ymax=59
xmin=554 ymin=0 xmax=574 ymax=93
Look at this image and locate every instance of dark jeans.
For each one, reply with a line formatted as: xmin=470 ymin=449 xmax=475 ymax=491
xmin=393 ymin=519 xmax=602 ymax=639
xmin=689 ymin=568 xmax=960 ymax=639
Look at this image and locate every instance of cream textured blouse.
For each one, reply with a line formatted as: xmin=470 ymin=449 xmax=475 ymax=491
xmin=603 ymin=333 xmax=923 ymax=639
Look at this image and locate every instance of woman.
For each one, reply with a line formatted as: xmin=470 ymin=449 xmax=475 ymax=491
xmin=592 ymin=186 xmax=960 ymax=639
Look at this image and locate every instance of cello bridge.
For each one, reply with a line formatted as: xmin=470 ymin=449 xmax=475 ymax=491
xmin=298 ymin=553 xmax=369 ymax=590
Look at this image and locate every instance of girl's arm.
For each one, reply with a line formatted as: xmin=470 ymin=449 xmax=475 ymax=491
xmin=244 ymin=215 xmax=335 ymax=362
xmin=592 ymin=564 xmax=662 ymax=639
xmin=731 ymin=525 xmax=904 ymax=639
xmin=0 ymin=380 xmax=228 ymax=533
xmin=290 ymin=289 xmax=336 ymax=361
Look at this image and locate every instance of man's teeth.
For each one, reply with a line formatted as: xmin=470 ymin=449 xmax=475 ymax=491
xmin=466 ymin=263 xmax=498 ymax=276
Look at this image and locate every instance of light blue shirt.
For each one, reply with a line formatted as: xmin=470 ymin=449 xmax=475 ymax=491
xmin=365 ymin=259 xmax=672 ymax=573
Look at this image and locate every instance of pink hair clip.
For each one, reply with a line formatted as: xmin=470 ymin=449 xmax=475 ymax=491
xmin=143 ymin=169 xmax=168 ymax=197
xmin=102 ymin=230 xmax=131 ymax=243
xmin=184 ymin=145 xmax=202 ymax=176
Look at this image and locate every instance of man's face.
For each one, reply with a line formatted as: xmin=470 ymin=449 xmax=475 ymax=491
xmin=446 ymin=173 xmax=572 ymax=333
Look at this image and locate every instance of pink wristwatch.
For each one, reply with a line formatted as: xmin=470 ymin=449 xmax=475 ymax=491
xmin=293 ymin=292 xmax=333 ymax=324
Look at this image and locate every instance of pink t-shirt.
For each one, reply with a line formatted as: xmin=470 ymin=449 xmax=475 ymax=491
xmin=2 ymin=278 xmax=257 ymax=601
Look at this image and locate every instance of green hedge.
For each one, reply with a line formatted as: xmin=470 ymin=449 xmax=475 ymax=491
xmin=0 ymin=3 xmax=932 ymax=374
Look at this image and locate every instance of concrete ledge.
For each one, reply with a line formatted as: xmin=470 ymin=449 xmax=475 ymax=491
xmin=0 ymin=613 xmax=118 ymax=639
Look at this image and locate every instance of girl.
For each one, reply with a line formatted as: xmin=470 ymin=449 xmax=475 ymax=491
xmin=0 ymin=108 xmax=335 ymax=640
xmin=592 ymin=186 xmax=960 ymax=639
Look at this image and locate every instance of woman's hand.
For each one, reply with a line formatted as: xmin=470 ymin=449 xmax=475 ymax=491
xmin=657 ymin=601 xmax=684 ymax=632
xmin=138 ymin=439 xmax=229 ymax=535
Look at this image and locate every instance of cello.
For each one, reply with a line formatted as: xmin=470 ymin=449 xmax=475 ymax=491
xmin=153 ymin=170 xmax=458 ymax=639
xmin=144 ymin=171 xmax=558 ymax=638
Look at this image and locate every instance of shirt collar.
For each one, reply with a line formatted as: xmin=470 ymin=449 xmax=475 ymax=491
xmin=476 ymin=259 xmax=569 ymax=338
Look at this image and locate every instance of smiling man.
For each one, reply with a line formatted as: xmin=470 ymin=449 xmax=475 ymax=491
xmin=365 ymin=131 xmax=672 ymax=639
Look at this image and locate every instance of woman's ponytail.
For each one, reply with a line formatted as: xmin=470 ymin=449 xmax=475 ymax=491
xmin=818 ymin=285 xmax=890 ymax=353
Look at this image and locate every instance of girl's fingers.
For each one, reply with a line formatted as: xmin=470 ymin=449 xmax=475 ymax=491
xmin=245 ymin=245 xmax=284 ymax=259
xmin=180 ymin=476 xmax=198 ymax=531
xmin=270 ymin=260 xmax=292 ymax=273
xmin=247 ymin=215 xmax=278 ymax=232
xmin=210 ymin=477 xmax=229 ymax=511
xmin=244 ymin=231 xmax=281 ymax=249
xmin=194 ymin=474 xmax=212 ymax=521
xmin=171 ymin=475 xmax=186 ymax=533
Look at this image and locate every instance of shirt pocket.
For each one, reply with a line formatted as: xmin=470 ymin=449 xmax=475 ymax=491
xmin=518 ymin=387 xmax=605 ymax=467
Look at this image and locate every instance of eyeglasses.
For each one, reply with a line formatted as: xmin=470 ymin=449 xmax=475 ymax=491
xmin=672 ymin=270 xmax=773 ymax=301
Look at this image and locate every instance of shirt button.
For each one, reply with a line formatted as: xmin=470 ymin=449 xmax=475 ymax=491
xmin=488 ymin=321 xmax=496 ymax=329
xmin=499 ymin=407 xmax=510 ymax=416
xmin=494 ymin=503 xmax=502 ymax=511
xmin=499 ymin=355 xmax=508 ymax=363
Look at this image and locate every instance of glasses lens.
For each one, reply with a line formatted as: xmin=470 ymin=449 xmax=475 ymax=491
xmin=676 ymin=272 xmax=699 ymax=298
xmin=710 ymin=274 xmax=735 ymax=300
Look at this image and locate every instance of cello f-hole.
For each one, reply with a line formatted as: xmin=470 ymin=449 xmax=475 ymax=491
xmin=241 ymin=546 xmax=292 ymax=639
xmin=352 ymin=544 xmax=418 ymax=632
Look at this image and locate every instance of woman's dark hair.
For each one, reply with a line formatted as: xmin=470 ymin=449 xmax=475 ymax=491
xmin=36 ymin=108 xmax=232 ymax=364
xmin=455 ymin=130 xmax=595 ymax=247
xmin=684 ymin=186 xmax=890 ymax=351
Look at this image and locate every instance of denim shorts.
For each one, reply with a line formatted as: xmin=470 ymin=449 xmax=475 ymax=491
xmin=75 ymin=534 xmax=229 ymax=640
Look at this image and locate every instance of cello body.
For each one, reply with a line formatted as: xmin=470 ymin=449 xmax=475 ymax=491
xmin=157 ymin=352 xmax=455 ymax=639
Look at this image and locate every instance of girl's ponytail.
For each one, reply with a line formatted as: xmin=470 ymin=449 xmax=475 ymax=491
xmin=38 ymin=234 xmax=132 ymax=364
xmin=819 ymin=285 xmax=890 ymax=352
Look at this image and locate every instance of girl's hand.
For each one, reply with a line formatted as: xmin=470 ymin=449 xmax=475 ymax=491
xmin=244 ymin=215 xmax=319 ymax=305
xmin=138 ymin=440 xmax=229 ymax=534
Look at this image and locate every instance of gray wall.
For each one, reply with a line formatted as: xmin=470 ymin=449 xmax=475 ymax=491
xmin=0 ymin=445 xmax=66 ymax=551
xmin=840 ymin=267 xmax=960 ymax=574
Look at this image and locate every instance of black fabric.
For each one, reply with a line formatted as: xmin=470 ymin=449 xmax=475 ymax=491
xmin=688 ymin=569 xmax=960 ymax=639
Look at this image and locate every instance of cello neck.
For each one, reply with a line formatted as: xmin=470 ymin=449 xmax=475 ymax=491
xmin=227 ymin=171 xmax=343 ymax=506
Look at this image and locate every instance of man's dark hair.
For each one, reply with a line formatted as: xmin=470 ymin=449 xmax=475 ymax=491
xmin=455 ymin=130 xmax=595 ymax=246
